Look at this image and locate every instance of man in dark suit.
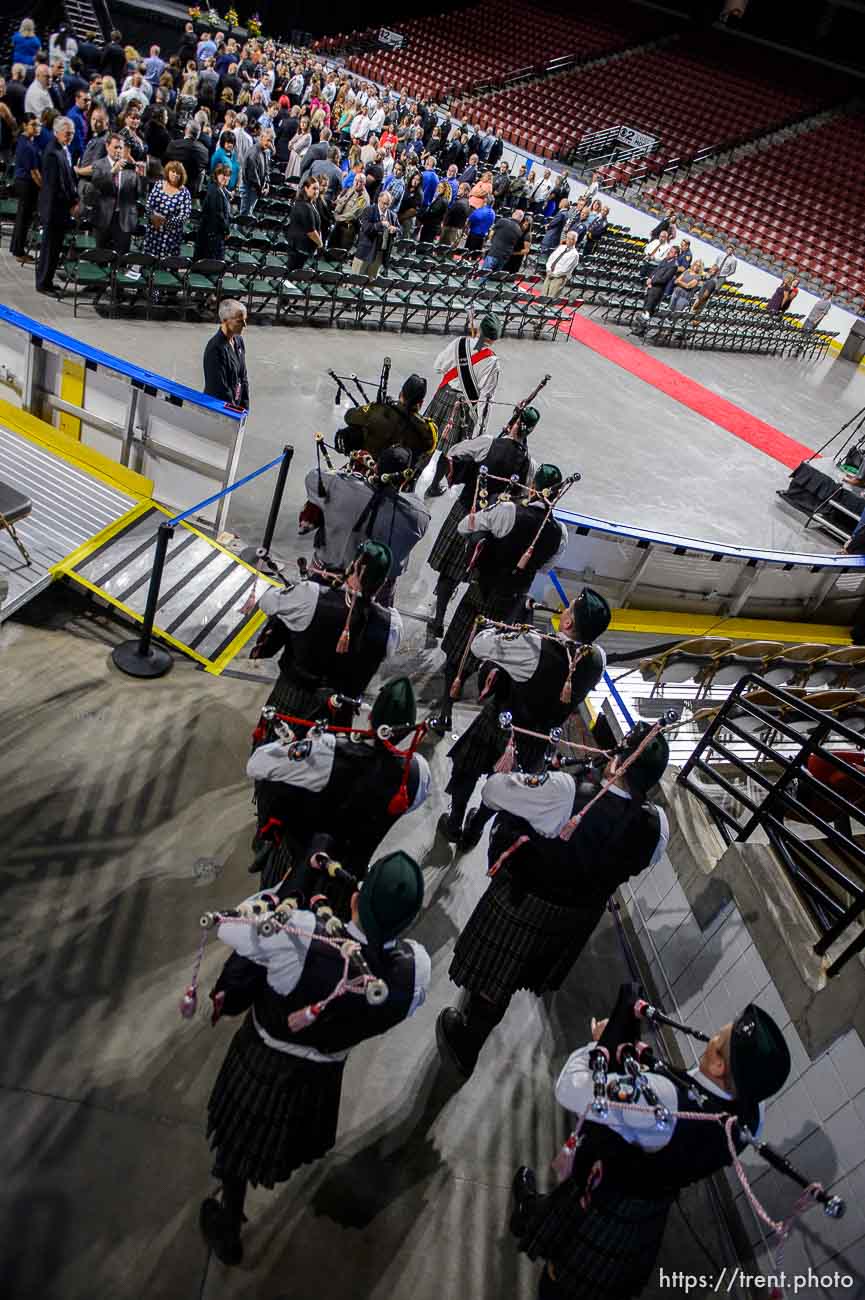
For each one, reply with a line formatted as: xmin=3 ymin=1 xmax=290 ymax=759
xmin=91 ymin=133 xmax=145 ymax=255
xmin=297 ymin=126 xmax=332 ymax=181
xmin=351 ymin=191 xmax=399 ymax=282
xmin=36 ymin=116 xmax=79 ymax=295
xmin=101 ymin=30 xmax=127 ymax=85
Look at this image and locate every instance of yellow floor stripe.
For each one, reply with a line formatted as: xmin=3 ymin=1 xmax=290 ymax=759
xmin=608 ymin=607 xmax=851 ymax=646
xmin=58 ymin=359 xmax=85 ymax=440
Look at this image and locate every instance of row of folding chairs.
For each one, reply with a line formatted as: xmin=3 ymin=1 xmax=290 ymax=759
xmin=61 ymin=247 xmax=572 ymax=335
xmin=640 ymin=637 xmax=865 ymax=698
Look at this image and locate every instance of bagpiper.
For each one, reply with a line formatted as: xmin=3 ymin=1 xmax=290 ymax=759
xmin=200 ymin=851 xmax=428 ymax=1266
xmin=334 ymin=373 xmax=437 ymax=467
xmin=300 ymin=444 xmax=430 ymax=605
xmin=440 ymin=587 xmax=611 ymax=848
xmin=248 ymin=676 xmax=431 ymax=899
xmin=432 ymin=463 xmax=569 ymax=733
xmin=254 ymin=540 xmax=401 ymax=725
xmin=423 ymin=314 xmax=501 ymax=498
xmin=436 ymin=723 xmax=670 ymax=1078
xmin=427 ymin=404 xmax=540 ymax=639
xmin=511 ymin=984 xmax=791 ymax=1300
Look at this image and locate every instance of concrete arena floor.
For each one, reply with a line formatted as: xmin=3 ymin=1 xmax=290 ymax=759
xmin=2 ymin=253 xmax=865 ymax=561
xmin=0 ymin=251 xmax=855 ymax=1300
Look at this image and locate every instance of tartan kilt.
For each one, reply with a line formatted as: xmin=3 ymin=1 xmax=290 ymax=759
xmin=449 ymin=868 xmax=598 ymax=1000
xmin=447 ymin=700 xmax=549 ymax=790
xmin=265 ymin=674 xmax=323 ymax=723
xmin=521 ymin=1176 xmax=674 ymax=1298
xmin=207 ymin=1014 xmax=345 ymax=1189
xmin=428 ymin=498 xmax=470 ymax=582
xmin=424 ymin=386 xmax=475 ymax=454
xmin=442 ymin=583 xmax=528 ymax=679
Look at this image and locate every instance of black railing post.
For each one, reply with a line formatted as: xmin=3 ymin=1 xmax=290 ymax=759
xmin=111 ymin=523 xmax=175 ymax=679
xmin=241 ymin=445 xmax=294 ymax=569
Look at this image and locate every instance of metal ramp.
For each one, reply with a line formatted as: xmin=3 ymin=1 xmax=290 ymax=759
xmin=0 ymin=423 xmax=139 ymax=621
xmin=56 ymin=502 xmax=275 ymax=674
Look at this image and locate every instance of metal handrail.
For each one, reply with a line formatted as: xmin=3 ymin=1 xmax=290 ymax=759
xmin=678 ymin=673 xmax=865 ymax=977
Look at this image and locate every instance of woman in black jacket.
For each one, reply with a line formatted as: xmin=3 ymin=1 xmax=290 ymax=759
xmin=418 ymin=181 xmax=449 ymax=244
xmin=194 ymin=163 xmax=233 ymax=261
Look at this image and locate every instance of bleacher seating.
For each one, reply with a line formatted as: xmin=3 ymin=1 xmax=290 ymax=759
xmin=329 ymin=0 xmax=675 ymax=103
xmin=645 ymin=114 xmax=865 ymax=312
xmin=453 ymin=30 xmax=850 ymax=165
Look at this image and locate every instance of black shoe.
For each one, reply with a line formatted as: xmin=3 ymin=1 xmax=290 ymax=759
xmin=425 ymin=482 xmax=446 ymax=499
xmin=458 ymin=809 xmax=487 ymax=852
xmin=509 ymin=1166 xmax=538 ymax=1237
xmin=436 ymin=811 xmax=462 ymax=842
xmin=436 ymin=1007 xmax=478 ymax=1078
xmin=428 ymin=714 xmax=452 ymax=738
xmin=199 ymin=1197 xmax=243 ymax=1266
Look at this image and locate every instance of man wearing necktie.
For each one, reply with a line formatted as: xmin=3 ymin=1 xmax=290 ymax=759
xmin=36 ymin=116 xmax=79 ymax=295
xmin=541 ymin=231 xmax=580 ymax=299
xmin=91 ymin=134 xmax=145 ymax=255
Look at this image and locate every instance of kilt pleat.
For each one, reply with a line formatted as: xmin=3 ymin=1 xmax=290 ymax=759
xmin=447 ymin=703 xmax=551 ymax=790
xmin=428 ymin=498 xmax=470 ymax=582
xmin=449 ymin=869 xmax=595 ymax=999
xmin=424 ymin=387 xmax=475 ymax=453
xmin=265 ymin=675 xmax=322 ymax=723
xmin=207 ymin=1015 xmax=345 ymax=1188
xmin=522 ymin=1177 xmax=673 ymax=1299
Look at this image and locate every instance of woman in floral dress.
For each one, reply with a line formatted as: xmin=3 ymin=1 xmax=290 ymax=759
xmin=144 ymin=160 xmax=192 ymax=261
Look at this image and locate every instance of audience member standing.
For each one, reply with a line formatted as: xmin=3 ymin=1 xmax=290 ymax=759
xmin=91 ymin=133 xmax=145 ymax=254
xmin=203 ymin=300 xmax=249 ymax=407
xmin=35 ymin=115 xmax=78 ymax=295
xmin=25 ymin=66 xmax=54 ymax=119
xmin=285 ymin=175 xmax=323 ymax=270
xmin=143 ymin=159 xmax=192 ymax=261
xmin=195 ymin=164 xmax=233 ymax=260
xmin=542 ymin=231 xmax=579 ymax=298
xmin=478 ymin=207 xmax=523 ymax=276
xmin=352 ymin=190 xmax=399 ymax=281
xmin=441 ymin=183 xmax=471 ymax=247
xmin=12 ymin=19 xmax=42 ymax=67
xmin=101 ymin=31 xmax=127 ymax=85
xmin=10 ymin=114 xmax=41 ymax=264
xmin=241 ymin=127 xmax=272 ymax=217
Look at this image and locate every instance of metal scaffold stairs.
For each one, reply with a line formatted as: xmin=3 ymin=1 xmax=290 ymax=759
xmin=64 ymin=0 xmax=109 ymax=41
xmin=56 ymin=502 xmax=276 ymax=674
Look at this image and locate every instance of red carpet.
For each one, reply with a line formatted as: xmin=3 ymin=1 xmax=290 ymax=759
xmin=556 ymin=308 xmax=814 ymax=470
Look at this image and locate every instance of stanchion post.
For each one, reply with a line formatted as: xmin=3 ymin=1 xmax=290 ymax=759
xmin=241 ymin=445 xmax=294 ymax=568
xmin=111 ymin=522 xmax=175 ymax=678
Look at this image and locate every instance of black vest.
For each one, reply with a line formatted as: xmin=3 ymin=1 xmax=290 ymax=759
xmin=453 ymin=434 xmax=531 ymax=509
xmin=279 ymin=586 xmax=391 ymax=697
xmin=253 ymin=923 xmax=418 ymax=1055
xmin=509 ymin=639 xmax=604 ymax=733
xmin=473 ymin=502 xmax=562 ymax=596
xmin=256 ymin=740 xmax=420 ymax=877
xmin=490 ymin=774 xmax=661 ymax=906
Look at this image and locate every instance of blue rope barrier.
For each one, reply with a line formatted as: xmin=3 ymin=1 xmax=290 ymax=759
xmin=548 ymin=569 xmax=635 ymax=727
xmin=166 ymin=451 xmax=288 ymax=526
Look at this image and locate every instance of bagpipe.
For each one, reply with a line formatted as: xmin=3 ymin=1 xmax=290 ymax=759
xmin=183 ymin=855 xmax=390 ymax=1033
xmin=570 ymin=983 xmax=845 ymax=1222
xmin=328 ymin=355 xmax=391 ymax=409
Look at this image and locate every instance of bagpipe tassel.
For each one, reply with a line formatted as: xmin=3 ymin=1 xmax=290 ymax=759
xmin=336 ymin=625 xmax=351 ymax=655
xmin=494 ymin=730 xmax=516 ymax=773
xmin=288 ymin=1002 xmax=322 ymax=1034
xmin=449 ymin=674 xmax=464 ymax=701
xmin=487 ymin=833 xmax=529 ymax=877
xmin=179 ymin=985 xmax=198 ymax=1019
xmin=559 ymin=812 xmax=583 ymax=842
xmin=559 ymin=676 xmax=572 ymax=705
xmin=515 ymin=545 xmax=534 ymax=572
xmin=388 ymin=782 xmax=410 ymax=816
xmin=551 ymin=1132 xmax=579 ymax=1184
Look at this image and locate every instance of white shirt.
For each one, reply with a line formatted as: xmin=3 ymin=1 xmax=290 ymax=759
xmin=555 ymin=1047 xmax=763 ymax=1149
xmin=350 ymin=113 xmax=371 ymax=141
xmin=24 ymin=81 xmax=53 ymax=117
xmin=471 ymin=626 xmax=606 ymax=685
xmin=247 ymin=734 xmax=431 ymax=814
xmin=218 ymin=895 xmax=431 ymax=1060
xmin=433 ymin=336 xmax=500 ymax=403
xmin=369 ymin=107 xmax=385 ymax=132
xmin=259 ymin=580 xmax=403 ymax=659
xmin=545 ymin=244 xmax=580 ymax=276
xmin=457 ymin=498 xmax=569 ymax=561
xmin=644 ymin=239 xmax=669 ymax=263
xmin=481 ymin=770 xmax=668 ymax=859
